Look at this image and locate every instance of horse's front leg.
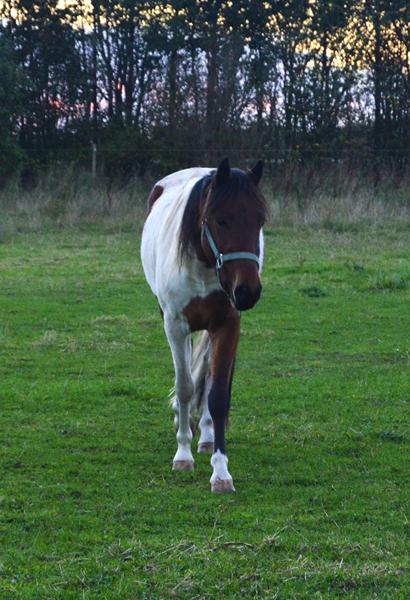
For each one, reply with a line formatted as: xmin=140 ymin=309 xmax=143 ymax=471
xmin=164 ymin=315 xmax=195 ymax=471
xmin=208 ymin=312 xmax=240 ymax=492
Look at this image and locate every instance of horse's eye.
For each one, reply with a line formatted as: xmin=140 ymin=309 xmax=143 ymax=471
xmin=216 ymin=219 xmax=228 ymax=228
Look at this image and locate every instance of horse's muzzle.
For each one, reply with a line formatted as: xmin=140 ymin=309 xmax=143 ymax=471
xmin=233 ymin=283 xmax=262 ymax=311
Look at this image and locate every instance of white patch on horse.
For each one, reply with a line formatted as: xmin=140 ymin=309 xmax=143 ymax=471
xmin=258 ymin=229 xmax=265 ymax=272
xmin=141 ymin=167 xmax=221 ymax=316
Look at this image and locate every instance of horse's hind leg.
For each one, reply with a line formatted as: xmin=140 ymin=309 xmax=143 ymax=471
xmin=164 ymin=315 xmax=195 ymax=471
xmin=197 ymin=375 xmax=214 ymax=454
xmin=171 ymin=397 xmax=197 ymax=436
xmin=190 ymin=332 xmax=214 ymax=453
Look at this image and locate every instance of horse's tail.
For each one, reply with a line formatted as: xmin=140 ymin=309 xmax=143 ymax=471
xmin=170 ymin=331 xmax=211 ymax=429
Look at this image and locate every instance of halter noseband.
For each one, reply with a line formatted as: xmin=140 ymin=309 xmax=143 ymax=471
xmin=202 ymin=221 xmax=260 ymax=272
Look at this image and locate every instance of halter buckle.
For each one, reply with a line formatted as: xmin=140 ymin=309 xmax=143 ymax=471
xmin=216 ymin=254 xmax=224 ymax=269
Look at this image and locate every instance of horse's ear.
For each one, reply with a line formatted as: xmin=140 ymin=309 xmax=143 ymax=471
xmin=216 ymin=157 xmax=230 ymax=185
xmin=249 ymin=160 xmax=263 ymax=186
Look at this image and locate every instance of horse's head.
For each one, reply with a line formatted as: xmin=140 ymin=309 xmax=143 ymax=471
xmin=200 ymin=158 xmax=267 ymax=311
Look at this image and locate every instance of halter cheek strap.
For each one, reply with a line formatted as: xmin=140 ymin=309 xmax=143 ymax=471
xmin=202 ymin=222 xmax=260 ymax=270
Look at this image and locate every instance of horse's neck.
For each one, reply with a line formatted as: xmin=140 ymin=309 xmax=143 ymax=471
xmin=143 ymin=172 xmax=220 ymax=312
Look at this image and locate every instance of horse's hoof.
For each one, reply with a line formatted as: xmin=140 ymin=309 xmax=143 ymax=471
xmin=198 ymin=442 xmax=214 ymax=454
xmin=211 ymin=478 xmax=235 ymax=493
xmin=173 ymin=460 xmax=194 ymax=471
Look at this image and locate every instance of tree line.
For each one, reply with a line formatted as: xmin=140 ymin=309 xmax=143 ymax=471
xmin=0 ymin=0 xmax=409 ymax=185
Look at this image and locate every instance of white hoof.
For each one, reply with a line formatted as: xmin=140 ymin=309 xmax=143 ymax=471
xmin=172 ymin=460 xmax=194 ymax=471
xmin=211 ymin=478 xmax=235 ymax=493
xmin=198 ymin=442 xmax=214 ymax=454
xmin=210 ymin=450 xmax=234 ymax=492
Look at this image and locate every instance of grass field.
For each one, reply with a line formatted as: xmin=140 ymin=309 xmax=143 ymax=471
xmin=1 ymin=224 xmax=409 ymax=598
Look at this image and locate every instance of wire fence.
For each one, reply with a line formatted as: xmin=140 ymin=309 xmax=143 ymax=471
xmin=5 ymin=139 xmax=410 ymax=190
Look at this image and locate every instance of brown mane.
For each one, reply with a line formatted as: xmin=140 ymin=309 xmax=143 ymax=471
xmin=147 ymin=184 xmax=164 ymax=214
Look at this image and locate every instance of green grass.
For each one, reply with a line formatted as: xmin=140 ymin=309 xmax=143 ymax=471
xmin=0 ymin=224 xmax=409 ymax=598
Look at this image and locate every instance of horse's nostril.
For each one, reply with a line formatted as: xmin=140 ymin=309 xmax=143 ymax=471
xmin=234 ymin=284 xmax=261 ymax=311
xmin=234 ymin=284 xmax=247 ymax=301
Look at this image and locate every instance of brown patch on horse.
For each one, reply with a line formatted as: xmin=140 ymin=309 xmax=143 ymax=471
xmin=207 ymin=300 xmax=240 ymax=455
xmin=184 ymin=292 xmax=240 ymax=442
xmin=208 ymin=311 xmax=240 ymax=383
xmin=147 ymin=184 xmax=164 ymax=213
xmin=183 ymin=291 xmax=237 ymax=333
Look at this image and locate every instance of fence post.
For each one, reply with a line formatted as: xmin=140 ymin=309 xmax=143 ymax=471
xmin=91 ymin=142 xmax=97 ymax=179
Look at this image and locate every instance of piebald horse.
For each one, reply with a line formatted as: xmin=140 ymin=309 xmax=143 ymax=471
xmin=141 ymin=158 xmax=267 ymax=492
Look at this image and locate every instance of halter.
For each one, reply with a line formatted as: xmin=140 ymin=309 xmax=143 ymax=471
xmin=202 ymin=221 xmax=260 ymax=273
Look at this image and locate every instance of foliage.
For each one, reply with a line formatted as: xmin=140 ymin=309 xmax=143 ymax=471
xmin=0 ymin=1 xmax=409 ymax=184
xmin=0 ymin=33 xmax=25 ymax=183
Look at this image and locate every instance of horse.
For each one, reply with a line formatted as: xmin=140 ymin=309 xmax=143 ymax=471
xmin=140 ymin=158 xmax=267 ymax=492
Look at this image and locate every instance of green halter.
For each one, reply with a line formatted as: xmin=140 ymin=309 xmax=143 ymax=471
xmin=202 ymin=222 xmax=260 ymax=271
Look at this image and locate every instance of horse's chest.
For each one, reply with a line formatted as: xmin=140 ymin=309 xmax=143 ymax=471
xmin=183 ymin=291 xmax=237 ymax=332
xmin=158 ymin=264 xmax=220 ymax=316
